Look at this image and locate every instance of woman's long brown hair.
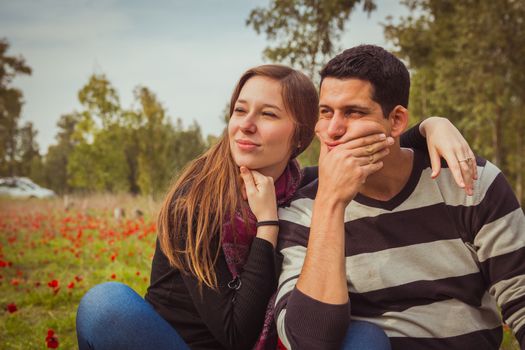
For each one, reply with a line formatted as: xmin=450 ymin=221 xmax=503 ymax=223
xmin=157 ymin=65 xmax=318 ymax=289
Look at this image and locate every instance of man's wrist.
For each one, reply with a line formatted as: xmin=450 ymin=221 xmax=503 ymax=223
xmin=316 ymin=185 xmax=353 ymax=211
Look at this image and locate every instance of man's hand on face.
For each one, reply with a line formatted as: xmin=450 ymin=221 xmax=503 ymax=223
xmin=316 ymin=121 xmax=394 ymax=206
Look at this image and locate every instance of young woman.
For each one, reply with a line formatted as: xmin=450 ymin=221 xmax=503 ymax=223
xmin=76 ymin=65 xmax=476 ymax=350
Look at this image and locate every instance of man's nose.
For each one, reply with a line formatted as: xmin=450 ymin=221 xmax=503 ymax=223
xmin=326 ymin=114 xmax=346 ymax=140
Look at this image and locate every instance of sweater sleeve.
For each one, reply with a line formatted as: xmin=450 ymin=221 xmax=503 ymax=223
xmin=275 ymin=197 xmax=350 ymax=350
xmin=181 ymin=237 xmax=279 ymax=350
xmin=400 ymin=122 xmax=427 ymax=151
xmin=463 ymin=160 xmax=525 ymax=347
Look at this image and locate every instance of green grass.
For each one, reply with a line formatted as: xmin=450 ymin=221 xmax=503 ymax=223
xmin=0 ymin=196 xmax=157 ymax=349
xmin=0 ymin=196 xmax=520 ymax=349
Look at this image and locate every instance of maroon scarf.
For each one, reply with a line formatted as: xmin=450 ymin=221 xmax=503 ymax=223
xmin=222 ymin=160 xmax=302 ymax=349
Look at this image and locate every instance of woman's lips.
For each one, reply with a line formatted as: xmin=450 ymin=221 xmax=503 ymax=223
xmin=236 ymin=139 xmax=260 ymax=151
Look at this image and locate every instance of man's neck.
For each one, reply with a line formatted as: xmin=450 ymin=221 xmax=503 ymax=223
xmin=359 ymin=146 xmax=414 ymax=202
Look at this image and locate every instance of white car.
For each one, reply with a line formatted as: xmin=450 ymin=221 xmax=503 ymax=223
xmin=0 ymin=177 xmax=56 ymax=199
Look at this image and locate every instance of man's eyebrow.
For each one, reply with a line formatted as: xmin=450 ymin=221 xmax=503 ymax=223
xmin=318 ymin=103 xmax=372 ymax=112
xmin=343 ymin=104 xmax=372 ymax=112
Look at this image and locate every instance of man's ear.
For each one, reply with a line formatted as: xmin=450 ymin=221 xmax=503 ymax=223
xmin=388 ymin=105 xmax=409 ymax=138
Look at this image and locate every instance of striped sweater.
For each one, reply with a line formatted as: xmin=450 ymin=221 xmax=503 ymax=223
xmin=275 ymin=149 xmax=525 ymax=350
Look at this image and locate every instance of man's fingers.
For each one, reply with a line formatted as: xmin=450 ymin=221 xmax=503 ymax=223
xmin=362 ymin=161 xmax=384 ymax=179
xmin=318 ymin=135 xmax=329 ymax=160
xmin=338 ymin=133 xmax=388 ymax=151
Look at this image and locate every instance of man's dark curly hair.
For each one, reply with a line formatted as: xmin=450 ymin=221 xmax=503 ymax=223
xmin=320 ymin=44 xmax=410 ymax=118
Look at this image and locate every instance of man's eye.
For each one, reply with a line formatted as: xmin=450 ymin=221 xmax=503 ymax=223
xmin=345 ymin=110 xmax=364 ymax=117
xmin=319 ymin=109 xmax=332 ymax=118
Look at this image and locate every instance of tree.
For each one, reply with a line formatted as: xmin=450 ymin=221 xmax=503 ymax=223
xmin=67 ymin=74 xmax=129 ymax=192
xmin=41 ymin=113 xmax=81 ymax=194
xmin=0 ymin=38 xmax=32 ymax=176
xmin=247 ymin=0 xmax=376 ymax=78
xmin=384 ymin=0 xmax=525 ymax=203
xmin=17 ymin=121 xmax=40 ymax=176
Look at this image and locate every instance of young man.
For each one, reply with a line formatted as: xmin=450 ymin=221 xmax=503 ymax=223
xmin=274 ymin=45 xmax=525 ymax=349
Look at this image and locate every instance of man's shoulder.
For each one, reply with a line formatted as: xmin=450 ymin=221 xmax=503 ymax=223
xmin=292 ymin=166 xmax=319 ymax=202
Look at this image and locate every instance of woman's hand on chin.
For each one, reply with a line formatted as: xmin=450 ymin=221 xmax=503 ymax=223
xmin=240 ymin=166 xmax=278 ymax=221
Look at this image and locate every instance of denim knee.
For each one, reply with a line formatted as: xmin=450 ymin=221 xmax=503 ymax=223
xmin=341 ymin=320 xmax=391 ymax=350
xmin=77 ymin=282 xmax=135 ymax=331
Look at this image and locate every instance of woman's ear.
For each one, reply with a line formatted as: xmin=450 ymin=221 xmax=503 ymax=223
xmin=388 ymin=105 xmax=409 ymax=138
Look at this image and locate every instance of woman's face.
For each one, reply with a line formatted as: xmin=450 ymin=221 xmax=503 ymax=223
xmin=228 ymin=76 xmax=295 ymax=180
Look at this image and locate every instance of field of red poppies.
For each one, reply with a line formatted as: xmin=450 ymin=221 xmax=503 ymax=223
xmin=0 ymin=195 xmax=158 ymax=349
xmin=0 ymin=196 xmax=520 ymax=349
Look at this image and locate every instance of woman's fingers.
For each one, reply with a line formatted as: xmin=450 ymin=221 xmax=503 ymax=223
xmin=428 ymin=146 xmax=442 ymax=179
xmin=250 ymin=169 xmax=274 ymax=191
xmin=454 ymin=145 xmax=477 ymax=196
xmin=469 ymin=148 xmax=478 ymax=180
xmin=240 ymin=166 xmax=256 ymax=196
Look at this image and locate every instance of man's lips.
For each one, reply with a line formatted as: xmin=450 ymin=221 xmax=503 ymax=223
xmin=325 ymin=141 xmax=341 ymax=151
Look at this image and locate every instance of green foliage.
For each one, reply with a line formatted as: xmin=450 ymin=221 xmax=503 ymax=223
xmin=297 ymin=137 xmax=320 ymax=167
xmin=247 ymin=0 xmax=376 ymax=78
xmin=55 ymin=74 xmax=208 ymax=196
xmin=384 ymin=0 xmax=525 ymax=203
xmin=0 ymin=38 xmax=32 ymax=176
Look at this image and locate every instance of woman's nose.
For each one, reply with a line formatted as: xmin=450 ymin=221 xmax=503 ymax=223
xmin=239 ymin=114 xmax=257 ymax=134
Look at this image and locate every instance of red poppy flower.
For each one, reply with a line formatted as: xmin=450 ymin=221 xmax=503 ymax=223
xmin=111 ymin=274 xmax=116 ymax=279
xmin=6 ymin=303 xmax=17 ymax=313
xmin=135 ymin=271 xmax=140 ymax=276
xmin=48 ymin=280 xmax=59 ymax=288
xmin=46 ymin=329 xmax=59 ymax=348
xmin=74 ymin=275 xmax=83 ymax=282
xmin=67 ymin=282 xmax=74 ymax=289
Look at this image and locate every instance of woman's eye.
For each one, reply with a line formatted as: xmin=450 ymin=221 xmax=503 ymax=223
xmin=234 ymin=107 xmax=246 ymax=113
xmin=262 ymin=111 xmax=277 ymax=118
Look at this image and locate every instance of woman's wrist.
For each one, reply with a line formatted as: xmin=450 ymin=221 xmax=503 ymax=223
xmin=256 ymin=225 xmax=278 ymax=248
xmin=255 ymin=212 xmax=278 ymax=222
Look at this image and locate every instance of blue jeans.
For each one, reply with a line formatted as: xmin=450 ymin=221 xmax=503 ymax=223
xmin=77 ymin=282 xmax=390 ymax=350
xmin=341 ymin=320 xmax=391 ymax=350
xmin=76 ymin=282 xmax=189 ymax=350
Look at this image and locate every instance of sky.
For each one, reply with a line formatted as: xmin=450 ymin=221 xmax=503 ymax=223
xmin=0 ymin=0 xmax=410 ymax=153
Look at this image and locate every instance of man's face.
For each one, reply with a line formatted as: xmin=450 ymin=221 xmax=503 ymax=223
xmin=316 ymin=77 xmax=390 ymax=149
